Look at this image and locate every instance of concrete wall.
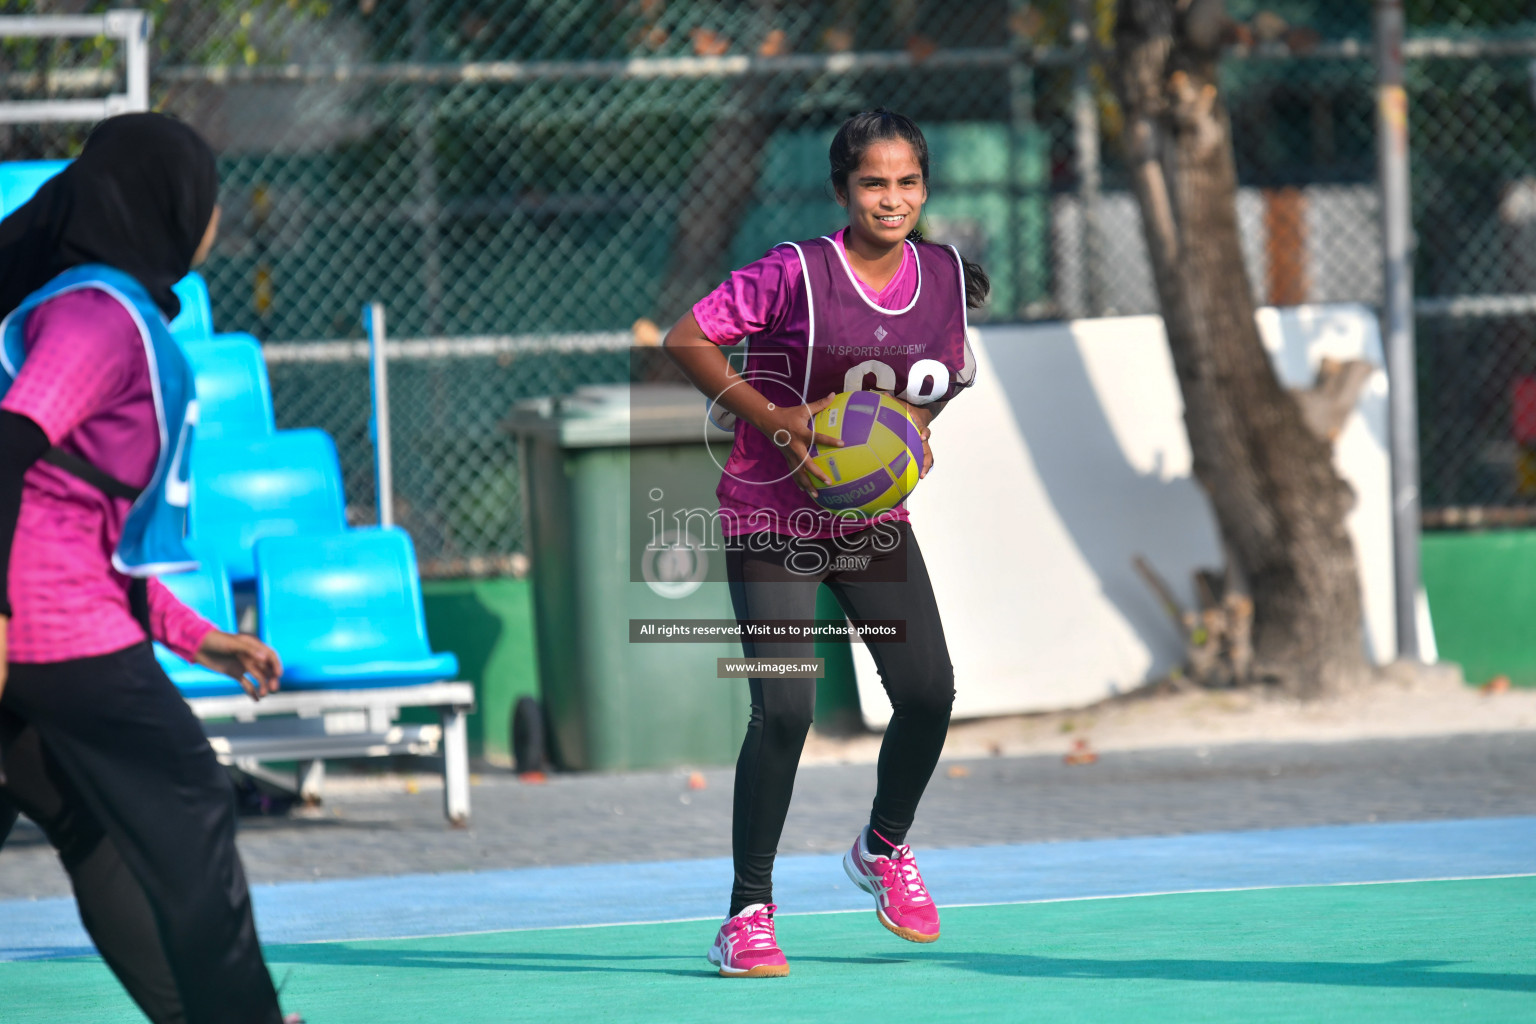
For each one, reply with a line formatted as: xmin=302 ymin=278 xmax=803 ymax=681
xmin=851 ymin=304 xmax=1395 ymax=727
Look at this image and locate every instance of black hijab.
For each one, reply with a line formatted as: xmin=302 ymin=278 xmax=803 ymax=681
xmin=0 ymin=112 xmax=218 ymax=323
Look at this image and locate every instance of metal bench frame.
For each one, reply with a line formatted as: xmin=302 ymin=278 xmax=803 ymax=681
xmin=187 ymin=681 xmax=476 ymax=825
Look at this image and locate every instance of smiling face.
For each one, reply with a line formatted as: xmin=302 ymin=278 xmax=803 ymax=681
xmin=836 ymin=139 xmax=927 ymax=251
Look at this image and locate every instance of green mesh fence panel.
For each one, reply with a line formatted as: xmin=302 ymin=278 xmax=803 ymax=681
xmin=4 ymin=1 xmax=1535 ymax=562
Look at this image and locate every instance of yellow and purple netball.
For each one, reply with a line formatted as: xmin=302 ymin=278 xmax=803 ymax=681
xmin=806 ymin=391 xmax=924 ymax=515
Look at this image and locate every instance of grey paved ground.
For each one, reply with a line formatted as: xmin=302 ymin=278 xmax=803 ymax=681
xmin=2 ymin=732 xmax=1534 ymax=900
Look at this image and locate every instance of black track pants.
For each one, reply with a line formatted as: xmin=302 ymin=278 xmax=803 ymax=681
xmin=726 ymin=521 xmax=954 ymax=915
xmin=0 ymin=643 xmax=283 ymax=1024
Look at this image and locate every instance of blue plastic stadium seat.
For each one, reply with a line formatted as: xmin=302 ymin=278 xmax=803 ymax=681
xmin=0 ymin=160 xmax=68 ymax=216
xmin=169 ymin=273 xmax=215 ymax=342
xmin=188 ymin=429 xmax=348 ymax=584
xmin=255 ymin=529 xmax=458 ymax=690
xmin=182 ymin=332 xmax=275 ymax=440
xmin=154 ymin=559 xmax=249 ymax=699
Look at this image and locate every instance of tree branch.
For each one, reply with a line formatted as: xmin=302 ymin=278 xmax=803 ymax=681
xmin=1291 ymin=358 xmax=1374 ymax=443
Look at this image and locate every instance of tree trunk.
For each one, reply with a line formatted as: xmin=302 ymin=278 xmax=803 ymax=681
xmin=1112 ymin=0 xmax=1366 ymax=697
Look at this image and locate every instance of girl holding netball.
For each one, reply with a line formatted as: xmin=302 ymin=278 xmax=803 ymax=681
xmin=665 ymin=108 xmax=988 ymax=977
xmin=0 ymin=114 xmax=299 ymax=1023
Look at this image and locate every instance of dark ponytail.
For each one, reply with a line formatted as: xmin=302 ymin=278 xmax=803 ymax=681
xmin=957 ymin=253 xmax=990 ymax=310
xmin=828 ymin=108 xmax=991 ymax=310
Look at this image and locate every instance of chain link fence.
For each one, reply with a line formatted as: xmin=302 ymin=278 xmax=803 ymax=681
xmin=2 ymin=1 xmax=1532 ymax=569
xmin=1405 ymin=2 xmax=1536 ymax=525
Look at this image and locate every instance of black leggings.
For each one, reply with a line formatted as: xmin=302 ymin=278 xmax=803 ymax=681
xmin=0 ymin=643 xmax=283 ymax=1024
xmin=726 ymin=521 xmax=954 ymax=915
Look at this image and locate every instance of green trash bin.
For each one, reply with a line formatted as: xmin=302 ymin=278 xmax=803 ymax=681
xmin=510 ymin=382 xmax=751 ymax=771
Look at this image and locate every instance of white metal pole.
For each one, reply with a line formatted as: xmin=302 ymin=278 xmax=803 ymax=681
xmin=115 ymin=10 xmax=151 ymax=114
xmin=366 ymin=302 xmax=395 ymax=529
xmin=0 ymin=11 xmax=151 ymax=123
xmin=0 ymin=14 xmax=126 ymax=35
xmin=1376 ymin=0 xmax=1421 ymax=661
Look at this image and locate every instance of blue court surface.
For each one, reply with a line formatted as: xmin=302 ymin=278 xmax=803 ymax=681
xmin=2 ymin=815 xmax=1531 ymax=962
xmin=4 ymin=816 xmax=1534 ymax=1023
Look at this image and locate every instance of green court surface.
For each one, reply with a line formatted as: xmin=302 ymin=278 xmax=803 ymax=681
xmin=7 ymin=876 xmax=1534 ymax=1023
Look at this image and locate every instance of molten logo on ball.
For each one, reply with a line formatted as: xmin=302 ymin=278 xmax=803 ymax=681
xmin=806 ymin=390 xmax=924 ymax=516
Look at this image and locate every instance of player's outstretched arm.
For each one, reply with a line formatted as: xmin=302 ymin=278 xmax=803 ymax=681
xmin=663 ymin=311 xmax=772 ymax=427
xmin=663 ymin=314 xmax=842 ymax=494
xmin=195 ymin=631 xmax=283 ymax=702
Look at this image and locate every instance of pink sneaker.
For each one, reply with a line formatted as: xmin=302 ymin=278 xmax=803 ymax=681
xmin=707 ymin=903 xmax=791 ymax=978
xmin=842 ymin=828 xmax=940 ymax=942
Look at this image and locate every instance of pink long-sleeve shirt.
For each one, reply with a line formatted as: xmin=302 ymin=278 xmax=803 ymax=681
xmin=692 ymin=228 xmax=919 ymax=537
xmin=1 ymin=288 xmax=213 ymax=664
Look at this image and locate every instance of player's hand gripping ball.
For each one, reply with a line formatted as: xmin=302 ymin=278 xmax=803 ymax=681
xmin=806 ymin=390 xmax=925 ymax=515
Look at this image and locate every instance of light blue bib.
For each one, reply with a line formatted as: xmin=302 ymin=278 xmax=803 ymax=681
xmin=0 ymin=264 xmax=198 ymax=576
